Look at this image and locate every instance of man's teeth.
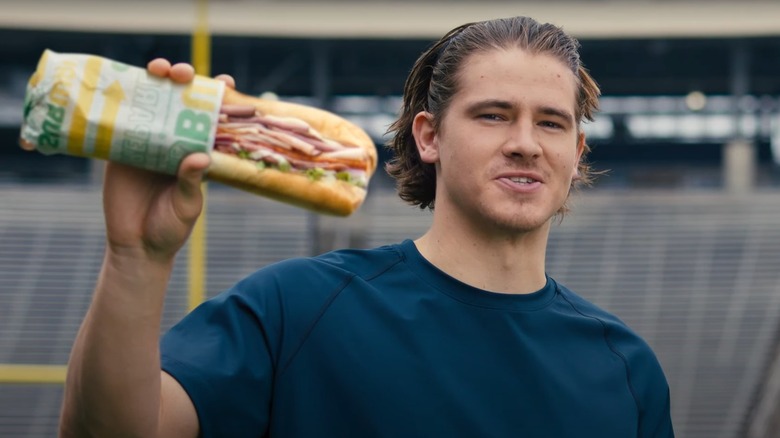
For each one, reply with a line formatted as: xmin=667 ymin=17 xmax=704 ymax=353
xmin=510 ymin=177 xmax=536 ymax=184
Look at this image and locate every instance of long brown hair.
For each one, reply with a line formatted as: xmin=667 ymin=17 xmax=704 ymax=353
xmin=385 ymin=16 xmax=601 ymax=211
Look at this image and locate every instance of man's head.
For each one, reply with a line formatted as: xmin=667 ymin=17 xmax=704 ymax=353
xmin=385 ymin=16 xmax=601 ymax=214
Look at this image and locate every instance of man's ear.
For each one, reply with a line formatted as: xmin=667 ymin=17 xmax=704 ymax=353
xmin=573 ymin=132 xmax=586 ymax=179
xmin=412 ymin=111 xmax=439 ymax=164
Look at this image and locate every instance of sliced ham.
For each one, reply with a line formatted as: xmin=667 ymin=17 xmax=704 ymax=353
xmin=216 ymin=103 xmax=370 ymax=177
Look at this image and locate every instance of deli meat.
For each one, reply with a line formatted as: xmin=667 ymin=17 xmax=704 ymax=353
xmin=215 ymin=103 xmax=371 ymax=185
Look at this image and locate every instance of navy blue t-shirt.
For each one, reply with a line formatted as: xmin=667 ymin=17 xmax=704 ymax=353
xmin=161 ymin=239 xmax=674 ymax=437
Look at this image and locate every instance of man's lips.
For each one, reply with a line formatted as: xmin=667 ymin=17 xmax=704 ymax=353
xmin=493 ymin=171 xmax=545 ymax=194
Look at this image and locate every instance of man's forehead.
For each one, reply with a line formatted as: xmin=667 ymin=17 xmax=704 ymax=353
xmin=458 ymin=48 xmax=575 ymax=82
xmin=452 ymin=50 xmax=578 ymax=112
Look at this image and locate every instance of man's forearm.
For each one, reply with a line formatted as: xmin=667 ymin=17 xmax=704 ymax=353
xmin=60 ymin=251 xmax=174 ymax=437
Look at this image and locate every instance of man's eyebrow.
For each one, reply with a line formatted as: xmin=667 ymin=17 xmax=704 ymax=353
xmin=539 ymin=106 xmax=575 ymax=124
xmin=465 ymin=99 xmax=515 ymax=112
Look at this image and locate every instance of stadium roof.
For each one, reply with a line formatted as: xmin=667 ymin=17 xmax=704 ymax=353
xmin=2 ymin=0 xmax=780 ymax=39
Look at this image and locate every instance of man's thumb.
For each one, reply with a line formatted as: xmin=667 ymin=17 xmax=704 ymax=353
xmin=177 ymin=153 xmax=210 ymax=196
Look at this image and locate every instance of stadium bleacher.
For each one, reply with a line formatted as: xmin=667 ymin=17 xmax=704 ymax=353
xmin=2 ymin=183 xmax=780 ymax=437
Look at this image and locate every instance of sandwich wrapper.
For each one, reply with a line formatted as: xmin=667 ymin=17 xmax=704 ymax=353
xmin=20 ymin=49 xmax=226 ymax=175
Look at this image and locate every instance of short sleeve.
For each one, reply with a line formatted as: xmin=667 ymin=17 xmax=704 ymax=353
xmin=160 ymin=276 xmax=281 ymax=438
xmin=611 ymin=327 xmax=675 ymax=438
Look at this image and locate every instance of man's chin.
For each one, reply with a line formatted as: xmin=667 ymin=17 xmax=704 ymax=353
xmin=485 ymin=208 xmax=555 ymax=235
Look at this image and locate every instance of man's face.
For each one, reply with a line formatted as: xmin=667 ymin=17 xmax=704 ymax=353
xmin=414 ymin=47 xmax=584 ymax=235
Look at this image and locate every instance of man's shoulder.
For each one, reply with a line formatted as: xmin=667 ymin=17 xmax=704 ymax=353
xmin=256 ymin=242 xmax=404 ymax=282
xmin=553 ymin=280 xmax=628 ymax=327
xmin=552 ymin=280 xmax=674 ymax=433
xmin=312 ymin=242 xmax=407 ymax=279
xmin=553 ymin=280 xmax=656 ymax=353
xmin=553 ymin=279 xmax=667 ymax=374
xmin=233 ymin=242 xmax=405 ymax=300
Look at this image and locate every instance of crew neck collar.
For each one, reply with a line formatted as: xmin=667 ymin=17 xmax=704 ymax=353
xmin=397 ymin=239 xmax=557 ymax=311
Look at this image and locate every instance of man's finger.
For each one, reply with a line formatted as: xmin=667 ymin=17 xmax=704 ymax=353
xmin=214 ymin=74 xmax=236 ymax=89
xmin=176 ymin=153 xmax=210 ymax=198
xmin=147 ymin=58 xmax=171 ymax=78
xmin=169 ymin=63 xmax=196 ymax=84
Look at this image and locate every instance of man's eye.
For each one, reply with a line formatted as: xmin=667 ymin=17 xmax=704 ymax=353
xmin=478 ymin=114 xmax=503 ymax=121
xmin=540 ymin=121 xmax=563 ymax=129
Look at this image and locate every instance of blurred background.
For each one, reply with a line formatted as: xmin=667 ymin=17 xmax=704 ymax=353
xmin=1 ymin=0 xmax=780 ymax=436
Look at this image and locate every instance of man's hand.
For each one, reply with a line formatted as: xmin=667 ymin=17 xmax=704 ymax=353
xmin=101 ymin=59 xmax=235 ymax=263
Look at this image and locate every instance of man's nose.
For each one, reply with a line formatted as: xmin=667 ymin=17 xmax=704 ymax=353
xmin=502 ymin=120 xmax=542 ymax=159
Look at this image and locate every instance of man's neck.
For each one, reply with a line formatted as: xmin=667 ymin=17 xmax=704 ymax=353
xmin=414 ymin=215 xmax=550 ymax=295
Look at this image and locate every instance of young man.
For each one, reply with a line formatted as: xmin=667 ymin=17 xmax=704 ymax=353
xmin=60 ymin=16 xmax=674 ymax=438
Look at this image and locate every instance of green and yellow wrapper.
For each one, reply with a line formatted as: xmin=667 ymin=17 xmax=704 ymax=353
xmin=19 ymin=49 xmax=225 ymax=175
